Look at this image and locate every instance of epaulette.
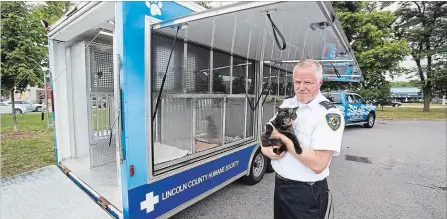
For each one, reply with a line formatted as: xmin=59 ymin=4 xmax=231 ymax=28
xmin=319 ymin=101 xmax=336 ymax=110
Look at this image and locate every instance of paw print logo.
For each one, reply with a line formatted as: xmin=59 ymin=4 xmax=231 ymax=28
xmin=146 ymin=1 xmax=163 ymax=16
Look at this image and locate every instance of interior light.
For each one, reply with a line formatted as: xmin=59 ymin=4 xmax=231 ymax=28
xmin=99 ymin=30 xmax=113 ymax=37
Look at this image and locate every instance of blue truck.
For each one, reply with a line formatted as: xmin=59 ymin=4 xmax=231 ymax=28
xmin=323 ymin=91 xmax=377 ymax=128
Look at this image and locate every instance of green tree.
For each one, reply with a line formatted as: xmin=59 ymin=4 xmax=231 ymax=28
xmin=358 ymin=82 xmax=392 ymax=111
xmin=330 ymin=2 xmax=411 ymax=103
xmin=1 ymin=2 xmax=48 ymax=132
xmin=31 ymin=1 xmax=73 ymax=84
xmin=394 ymin=1 xmax=447 ymax=111
xmin=1 ymin=2 xmax=70 ymax=132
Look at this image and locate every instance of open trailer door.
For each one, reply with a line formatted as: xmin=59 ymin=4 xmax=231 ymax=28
xmin=149 ymin=1 xmax=363 ymax=131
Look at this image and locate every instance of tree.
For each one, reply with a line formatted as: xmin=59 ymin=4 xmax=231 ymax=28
xmin=358 ymin=82 xmax=392 ymax=111
xmin=1 ymin=2 xmax=70 ymax=132
xmin=330 ymin=2 xmax=410 ymax=107
xmin=394 ymin=2 xmax=447 ymax=111
xmin=1 ymin=2 xmax=47 ymax=132
xmin=31 ymin=1 xmax=73 ymax=86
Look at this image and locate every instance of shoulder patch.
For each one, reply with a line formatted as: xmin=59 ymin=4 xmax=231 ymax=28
xmin=326 ymin=113 xmax=341 ymax=131
xmin=319 ymin=101 xmax=336 ymax=110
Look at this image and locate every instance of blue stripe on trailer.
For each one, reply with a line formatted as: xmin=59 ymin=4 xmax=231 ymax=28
xmin=127 ymin=145 xmax=255 ymax=219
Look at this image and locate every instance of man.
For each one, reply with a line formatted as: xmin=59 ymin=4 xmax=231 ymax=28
xmin=261 ymin=59 xmax=345 ymax=219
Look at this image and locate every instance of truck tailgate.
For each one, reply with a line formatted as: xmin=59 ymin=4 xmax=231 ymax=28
xmin=1 ymin=165 xmax=112 ymax=219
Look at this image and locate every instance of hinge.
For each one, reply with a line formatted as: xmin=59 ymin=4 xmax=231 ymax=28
xmin=58 ymin=162 xmax=71 ymax=175
xmin=98 ymin=197 xmax=110 ymax=210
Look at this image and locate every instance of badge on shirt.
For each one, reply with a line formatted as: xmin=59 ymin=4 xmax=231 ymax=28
xmin=326 ymin=113 xmax=341 ymax=131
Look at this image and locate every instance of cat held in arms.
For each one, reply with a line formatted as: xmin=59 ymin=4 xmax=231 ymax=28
xmin=261 ymin=106 xmax=302 ymax=155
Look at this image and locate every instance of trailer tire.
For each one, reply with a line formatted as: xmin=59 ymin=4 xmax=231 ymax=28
xmin=243 ymin=149 xmax=267 ymax=185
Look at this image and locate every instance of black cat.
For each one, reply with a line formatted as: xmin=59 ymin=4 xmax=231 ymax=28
xmin=261 ymin=107 xmax=302 ymax=155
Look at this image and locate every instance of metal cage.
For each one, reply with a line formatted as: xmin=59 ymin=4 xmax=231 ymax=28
xmin=85 ymin=42 xmax=116 ymax=168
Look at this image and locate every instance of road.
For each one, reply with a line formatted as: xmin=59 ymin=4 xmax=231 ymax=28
xmin=170 ymin=120 xmax=447 ymax=219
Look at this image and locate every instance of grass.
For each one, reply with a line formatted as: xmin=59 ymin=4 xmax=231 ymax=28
xmin=1 ymin=113 xmax=55 ymax=178
xmin=376 ymin=107 xmax=447 ymax=120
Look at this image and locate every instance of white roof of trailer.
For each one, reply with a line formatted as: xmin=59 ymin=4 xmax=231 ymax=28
xmin=152 ymin=1 xmax=362 ymax=80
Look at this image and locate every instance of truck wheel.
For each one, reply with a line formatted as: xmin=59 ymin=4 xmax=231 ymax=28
xmin=36 ymin=106 xmax=42 ymax=112
xmin=243 ymin=149 xmax=267 ymax=185
xmin=15 ymin=109 xmax=22 ymax=114
xmin=363 ymin=113 xmax=375 ymax=128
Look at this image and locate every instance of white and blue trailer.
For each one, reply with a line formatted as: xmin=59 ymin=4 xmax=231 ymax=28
xmin=28 ymin=1 xmax=362 ymax=219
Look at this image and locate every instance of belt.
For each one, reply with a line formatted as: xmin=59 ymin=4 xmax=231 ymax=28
xmin=276 ymin=173 xmax=324 ymax=185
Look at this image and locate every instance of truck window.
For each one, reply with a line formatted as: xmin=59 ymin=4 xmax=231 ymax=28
xmin=324 ymin=93 xmax=342 ymax=104
xmin=346 ymin=94 xmax=355 ymax=103
xmin=353 ymin=94 xmax=366 ymax=104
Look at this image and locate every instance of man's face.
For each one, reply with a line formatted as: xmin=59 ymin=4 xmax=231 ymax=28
xmin=293 ymin=67 xmax=322 ymax=103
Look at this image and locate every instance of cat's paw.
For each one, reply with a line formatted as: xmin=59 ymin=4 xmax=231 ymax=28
xmin=294 ymin=146 xmax=303 ymax=154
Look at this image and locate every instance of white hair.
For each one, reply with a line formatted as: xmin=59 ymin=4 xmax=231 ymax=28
xmin=292 ymin=59 xmax=323 ymax=79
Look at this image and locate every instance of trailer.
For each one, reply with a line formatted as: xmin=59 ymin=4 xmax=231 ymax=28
xmin=35 ymin=1 xmax=361 ymax=218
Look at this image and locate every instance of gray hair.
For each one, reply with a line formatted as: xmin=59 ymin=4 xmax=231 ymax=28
xmin=292 ymin=59 xmax=323 ymax=79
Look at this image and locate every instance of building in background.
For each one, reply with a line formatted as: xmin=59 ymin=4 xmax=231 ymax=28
xmin=390 ymin=87 xmax=422 ymax=103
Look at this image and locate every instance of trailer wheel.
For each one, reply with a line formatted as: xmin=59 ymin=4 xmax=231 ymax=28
xmin=243 ymin=149 xmax=267 ymax=185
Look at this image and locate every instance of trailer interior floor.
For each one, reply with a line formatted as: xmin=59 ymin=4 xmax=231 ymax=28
xmin=61 ymin=156 xmax=122 ymax=211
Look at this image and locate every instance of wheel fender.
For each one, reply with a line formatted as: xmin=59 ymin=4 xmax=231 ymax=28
xmin=246 ymin=143 xmax=261 ymax=176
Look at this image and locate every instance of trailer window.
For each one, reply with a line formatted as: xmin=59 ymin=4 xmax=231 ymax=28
xmin=150 ymin=33 xmax=258 ymax=172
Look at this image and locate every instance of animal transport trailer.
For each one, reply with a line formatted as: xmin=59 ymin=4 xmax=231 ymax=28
xmin=46 ymin=1 xmax=361 ymax=218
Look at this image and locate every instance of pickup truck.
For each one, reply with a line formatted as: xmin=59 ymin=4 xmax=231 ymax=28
xmin=323 ymin=91 xmax=377 ymax=128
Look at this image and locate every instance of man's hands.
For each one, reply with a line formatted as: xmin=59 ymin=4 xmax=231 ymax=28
xmin=261 ymin=145 xmax=286 ymax=160
xmin=261 ymin=125 xmax=287 ymax=160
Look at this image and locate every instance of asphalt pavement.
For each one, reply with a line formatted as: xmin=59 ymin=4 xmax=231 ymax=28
xmin=170 ymin=120 xmax=447 ymax=219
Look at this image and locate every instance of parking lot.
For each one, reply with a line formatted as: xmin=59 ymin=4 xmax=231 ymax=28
xmin=171 ymin=120 xmax=447 ymax=219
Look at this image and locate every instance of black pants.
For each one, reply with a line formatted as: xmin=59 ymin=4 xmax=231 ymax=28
xmin=274 ymin=174 xmax=329 ymax=219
